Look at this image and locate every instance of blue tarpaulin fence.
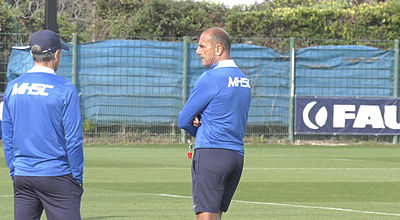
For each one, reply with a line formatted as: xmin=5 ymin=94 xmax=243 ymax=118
xmin=6 ymin=39 xmax=397 ymax=126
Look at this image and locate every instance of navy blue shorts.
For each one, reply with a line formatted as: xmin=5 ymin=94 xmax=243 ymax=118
xmin=13 ymin=174 xmax=83 ymax=220
xmin=191 ymin=148 xmax=244 ymax=214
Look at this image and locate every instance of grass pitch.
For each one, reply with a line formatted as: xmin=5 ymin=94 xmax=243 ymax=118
xmin=1 ymin=144 xmax=400 ymax=219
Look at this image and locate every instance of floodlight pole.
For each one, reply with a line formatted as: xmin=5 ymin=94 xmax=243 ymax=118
xmin=45 ymin=0 xmax=58 ymax=32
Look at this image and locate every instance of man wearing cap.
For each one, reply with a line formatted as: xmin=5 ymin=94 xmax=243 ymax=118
xmin=2 ymin=29 xmax=84 ymax=220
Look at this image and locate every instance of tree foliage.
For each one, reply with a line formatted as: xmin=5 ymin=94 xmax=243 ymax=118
xmin=225 ymin=0 xmax=400 ymax=40
xmin=90 ymin=0 xmax=228 ymax=40
xmin=1 ymin=0 xmax=400 ymax=42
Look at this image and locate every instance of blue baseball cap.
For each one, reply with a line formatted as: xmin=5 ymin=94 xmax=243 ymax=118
xmin=29 ymin=30 xmax=69 ymax=54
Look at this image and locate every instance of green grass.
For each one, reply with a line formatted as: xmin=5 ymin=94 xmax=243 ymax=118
xmin=1 ymin=144 xmax=400 ymax=219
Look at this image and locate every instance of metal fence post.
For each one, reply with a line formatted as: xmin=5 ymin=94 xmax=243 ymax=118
xmin=289 ymin=37 xmax=296 ymax=144
xmin=181 ymin=36 xmax=189 ymax=143
xmin=72 ymin=33 xmax=77 ymax=87
xmin=393 ymin=39 xmax=399 ymax=144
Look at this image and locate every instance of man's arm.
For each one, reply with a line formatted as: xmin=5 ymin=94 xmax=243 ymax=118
xmin=62 ymin=85 xmax=84 ymax=184
xmin=2 ymin=91 xmax=15 ymax=179
xmin=178 ymin=73 xmax=217 ymax=136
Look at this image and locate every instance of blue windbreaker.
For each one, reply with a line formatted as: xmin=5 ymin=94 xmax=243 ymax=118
xmin=178 ymin=60 xmax=251 ymax=156
xmin=2 ymin=66 xmax=84 ymax=184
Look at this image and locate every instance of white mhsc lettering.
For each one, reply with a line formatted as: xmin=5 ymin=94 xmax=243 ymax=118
xmin=228 ymin=77 xmax=250 ymax=88
xmin=11 ymin=83 xmax=54 ymax=96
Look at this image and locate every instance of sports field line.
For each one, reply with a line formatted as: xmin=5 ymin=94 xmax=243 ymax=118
xmin=154 ymin=193 xmax=400 ymax=217
xmin=88 ymin=193 xmax=400 ymax=217
xmin=83 ymin=167 xmax=400 ymax=171
xmin=1 ymin=167 xmax=400 ymax=170
xmin=245 ymin=167 xmax=400 ymax=170
xmin=152 ymin=193 xmax=400 ymax=217
xmin=1 ymin=192 xmax=400 ymax=217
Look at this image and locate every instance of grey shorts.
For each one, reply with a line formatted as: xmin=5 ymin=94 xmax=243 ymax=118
xmin=191 ymin=148 xmax=244 ymax=214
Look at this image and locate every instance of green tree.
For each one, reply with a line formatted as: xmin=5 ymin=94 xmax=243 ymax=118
xmin=2 ymin=0 xmax=400 ymax=42
xmin=91 ymin=0 xmax=228 ymax=39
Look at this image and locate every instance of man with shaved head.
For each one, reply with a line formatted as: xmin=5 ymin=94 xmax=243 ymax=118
xmin=178 ymin=27 xmax=251 ymax=220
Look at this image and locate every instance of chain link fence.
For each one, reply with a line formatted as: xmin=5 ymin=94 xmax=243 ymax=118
xmin=293 ymin=39 xmax=397 ymax=144
xmin=2 ymin=33 xmax=399 ymax=144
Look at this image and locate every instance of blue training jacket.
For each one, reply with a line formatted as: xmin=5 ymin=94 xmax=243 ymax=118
xmin=2 ymin=66 xmax=84 ymax=184
xmin=178 ymin=60 xmax=251 ymax=156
